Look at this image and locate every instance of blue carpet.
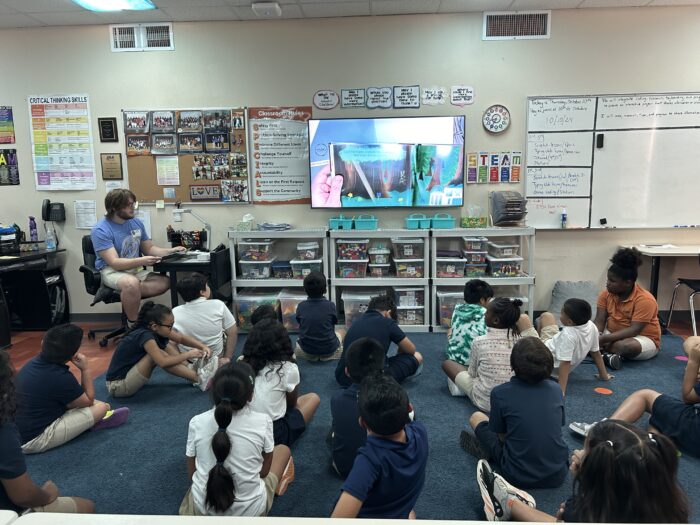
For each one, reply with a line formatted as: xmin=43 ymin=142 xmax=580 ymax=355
xmin=24 ymin=333 xmax=699 ymax=519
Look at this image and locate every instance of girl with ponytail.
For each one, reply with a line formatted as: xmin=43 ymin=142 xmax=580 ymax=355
xmin=595 ymin=247 xmax=661 ymax=369
xmin=180 ymin=363 xmax=292 ymax=516
xmin=105 ymin=301 xmax=216 ymax=397
xmin=477 ymin=419 xmax=689 ymax=523
xmin=445 ymin=297 xmax=525 ymax=413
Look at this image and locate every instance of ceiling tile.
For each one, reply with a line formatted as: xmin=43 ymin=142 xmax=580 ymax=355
xmin=154 ymin=0 xmax=228 ymax=6
xmin=510 ymin=0 xmax=583 ymax=8
xmin=0 ymin=13 xmax=44 ymax=26
xmin=0 ymin=3 xmax=19 ymax=14
xmin=2 ymin=0 xmax=81 ymax=13
xmin=438 ymin=0 xmax=514 ymax=12
xmin=579 ymin=0 xmax=647 ymax=6
xmin=371 ymin=0 xmax=440 ymax=15
xmin=300 ymin=1 xmax=370 ymax=17
xmin=30 ymin=10 xmax=102 ymax=24
xmin=158 ymin=5 xmax=237 ymax=20
xmin=280 ymin=4 xmax=304 ymax=17
xmin=94 ymin=8 xmax=173 ymax=23
xmin=647 ymin=0 xmax=700 ymax=5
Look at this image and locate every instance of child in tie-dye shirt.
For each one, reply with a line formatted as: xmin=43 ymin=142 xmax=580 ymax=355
xmin=443 ymin=280 xmax=493 ymax=395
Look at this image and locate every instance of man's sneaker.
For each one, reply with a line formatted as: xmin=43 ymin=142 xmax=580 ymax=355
xmin=476 ymin=460 xmax=535 ymax=521
xmin=275 ymin=456 xmax=295 ymax=496
xmin=460 ymin=430 xmax=488 ymax=459
xmin=569 ymin=417 xmax=605 ymax=437
xmin=603 ymin=352 xmax=622 ymax=370
xmin=92 ymin=407 xmax=130 ymax=431
xmin=447 ymin=378 xmax=466 ymax=397
xmin=197 ymin=356 xmax=219 ymax=392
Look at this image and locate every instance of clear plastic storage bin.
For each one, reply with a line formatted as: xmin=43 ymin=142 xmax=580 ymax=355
xmin=235 ymin=290 xmax=280 ymax=330
xmin=239 ymin=258 xmax=276 ymax=279
xmin=271 ymin=260 xmax=293 ymax=279
xmin=279 ymin=288 xmax=307 ymax=331
xmin=487 ymin=241 xmax=519 ymax=258
xmin=465 ymin=264 xmax=488 ymax=277
xmin=341 ymin=289 xmax=386 ymax=327
xmin=394 ymin=258 xmax=425 ymax=278
xmin=394 ymin=287 xmax=425 ymax=307
xmin=368 ymin=263 xmax=391 ymax=277
xmin=463 ymin=236 xmax=488 ymax=251
xmin=392 ymin=238 xmax=424 ymax=259
xmin=486 ymin=255 xmax=524 ymax=277
xmin=238 ymin=239 xmax=275 ymax=261
xmin=436 ymin=257 xmax=466 ymax=278
xmin=337 ymin=259 xmax=369 ymax=278
xmin=462 ymin=250 xmax=487 ymax=264
xmin=396 ymin=306 xmax=424 ymax=325
xmin=290 ymin=258 xmax=323 ymax=279
xmin=336 ymin=239 xmax=369 ymax=260
xmin=437 ymin=290 xmax=464 ymax=328
xmin=296 ymin=241 xmax=320 ymax=261
xmin=368 ymin=248 xmax=391 ymax=264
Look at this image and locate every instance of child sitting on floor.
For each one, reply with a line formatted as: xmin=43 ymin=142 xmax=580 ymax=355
xmin=179 ymin=362 xmax=293 ymax=516
xmin=461 ymin=337 xmax=568 ymax=489
xmin=330 ymin=337 xmax=386 ymax=478
xmin=518 ymin=298 xmax=611 ymax=395
xmin=442 ymin=279 xmax=493 ymax=395
xmin=105 ymin=301 xmax=217 ymax=397
xmin=15 ymin=324 xmax=129 ymax=454
xmin=294 ymin=271 xmax=344 ymax=361
xmin=331 ymin=373 xmax=428 ymax=519
xmin=443 ymin=298 xmax=523 ymax=412
xmin=173 ymin=272 xmax=238 ymax=365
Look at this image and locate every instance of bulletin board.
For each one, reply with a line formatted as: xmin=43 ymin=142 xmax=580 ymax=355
xmin=122 ymin=108 xmax=249 ymax=204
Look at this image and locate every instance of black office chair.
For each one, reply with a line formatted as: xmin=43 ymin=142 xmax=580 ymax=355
xmin=79 ymin=235 xmax=126 ymax=347
xmin=667 ymin=277 xmax=700 ymax=336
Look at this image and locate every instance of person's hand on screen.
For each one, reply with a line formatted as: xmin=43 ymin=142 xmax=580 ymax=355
xmin=311 ymin=164 xmax=343 ymax=207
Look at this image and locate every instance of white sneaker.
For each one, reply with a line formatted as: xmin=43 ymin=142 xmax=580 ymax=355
xmin=569 ymin=419 xmax=601 ymax=437
xmin=476 ymin=460 xmax=535 ymax=521
xmin=447 ymin=377 xmax=466 ymax=397
xmin=197 ymin=356 xmax=219 ymax=392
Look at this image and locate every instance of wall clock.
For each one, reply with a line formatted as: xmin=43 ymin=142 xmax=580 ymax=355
xmin=483 ymin=104 xmax=511 ymax=133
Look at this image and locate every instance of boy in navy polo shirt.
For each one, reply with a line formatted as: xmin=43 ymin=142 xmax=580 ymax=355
xmin=15 ymin=324 xmax=129 ymax=454
xmin=460 ymin=337 xmax=568 ymax=489
xmin=295 ymin=271 xmax=344 ymax=361
xmin=330 ymin=337 xmax=386 ymax=478
xmin=335 ymin=295 xmax=423 ymax=388
xmin=331 ymin=373 xmax=428 ymax=519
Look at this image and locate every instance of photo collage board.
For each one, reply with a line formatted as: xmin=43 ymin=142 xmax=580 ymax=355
xmin=122 ymin=108 xmax=249 ymax=203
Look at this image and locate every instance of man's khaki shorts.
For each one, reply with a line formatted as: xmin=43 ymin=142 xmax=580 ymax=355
xmin=106 ymin=363 xmax=150 ymax=398
xmin=21 ymin=407 xmax=94 ymax=454
xmin=100 ymin=266 xmax=154 ymax=290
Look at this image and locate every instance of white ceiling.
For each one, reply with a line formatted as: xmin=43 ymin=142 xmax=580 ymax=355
xmin=0 ymin=0 xmax=698 ymax=28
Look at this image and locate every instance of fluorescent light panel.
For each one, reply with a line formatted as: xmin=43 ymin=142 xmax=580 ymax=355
xmin=72 ymin=0 xmax=156 ymax=12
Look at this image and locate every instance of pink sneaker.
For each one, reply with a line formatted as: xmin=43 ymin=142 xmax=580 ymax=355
xmin=92 ymin=407 xmax=130 ymax=431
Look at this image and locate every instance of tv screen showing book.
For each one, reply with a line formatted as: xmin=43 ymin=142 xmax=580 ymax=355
xmin=308 ymin=116 xmax=465 ymax=209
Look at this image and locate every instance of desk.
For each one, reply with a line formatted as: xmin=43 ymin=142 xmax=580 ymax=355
xmin=0 ymin=510 xmax=17 ymax=524
xmin=634 ymin=244 xmax=700 ymax=297
xmin=153 ymin=248 xmax=232 ymax=307
xmin=0 ymin=250 xmax=68 ymax=347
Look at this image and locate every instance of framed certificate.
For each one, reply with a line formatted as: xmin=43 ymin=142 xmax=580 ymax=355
xmin=100 ymin=153 xmax=123 ymax=180
xmin=98 ymin=117 xmax=118 ymax=142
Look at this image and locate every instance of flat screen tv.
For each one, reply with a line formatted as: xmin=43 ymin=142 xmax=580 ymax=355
xmin=308 ymin=116 xmax=465 ymax=208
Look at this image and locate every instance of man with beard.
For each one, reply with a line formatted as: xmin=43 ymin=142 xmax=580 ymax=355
xmin=91 ymin=189 xmax=184 ymax=325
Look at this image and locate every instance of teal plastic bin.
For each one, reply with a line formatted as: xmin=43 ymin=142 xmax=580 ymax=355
xmin=329 ymin=215 xmax=354 ymax=230
xmin=405 ymin=213 xmax=431 ymax=229
xmin=431 ymin=213 xmax=456 ymax=229
xmin=353 ymin=215 xmax=378 ymax=230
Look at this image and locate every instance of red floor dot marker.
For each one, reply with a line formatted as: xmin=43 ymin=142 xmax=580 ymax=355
xmin=675 ymin=355 xmax=689 ymax=362
xmin=594 ymin=387 xmax=613 ymax=395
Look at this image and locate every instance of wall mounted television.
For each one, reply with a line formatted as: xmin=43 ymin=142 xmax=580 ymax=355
xmin=308 ymin=116 xmax=465 ymax=209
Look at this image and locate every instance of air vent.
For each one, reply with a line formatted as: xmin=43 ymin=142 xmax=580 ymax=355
xmin=483 ymin=11 xmax=550 ymax=40
xmin=110 ymin=23 xmax=174 ymax=52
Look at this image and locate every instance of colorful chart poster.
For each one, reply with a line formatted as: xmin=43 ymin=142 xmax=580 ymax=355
xmin=248 ymin=106 xmax=312 ymax=204
xmin=511 ymin=151 xmax=522 ymax=182
xmin=0 ymin=149 xmax=19 ymax=185
xmin=28 ymin=94 xmax=96 ymax=190
xmin=477 ymin=152 xmax=489 ymax=183
xmin=466 ymin=152 xmax=478 ymax=183
xmin=499 ymin=152 xmax=511 ymax=182
xmin=0 ymin=107 xmax=15 ymax=144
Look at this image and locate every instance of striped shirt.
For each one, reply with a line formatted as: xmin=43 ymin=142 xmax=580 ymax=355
xmin=468 ymin=327 xmax=516 ymax=412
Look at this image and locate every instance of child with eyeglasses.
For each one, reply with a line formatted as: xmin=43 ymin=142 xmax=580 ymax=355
xmin=105 ymin=301 xmax=217 ymax=397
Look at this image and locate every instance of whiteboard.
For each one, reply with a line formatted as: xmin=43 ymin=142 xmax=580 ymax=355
xmin=597 ymin=93 xmax=700 ymax=129
xmin=590 ymin=128 xmax=700 ymax=228
xmin=527 ymin=97 xmax=596 ymax=132
xmin=526 ymin=167 xmax=591 ymax=197
xmin=527 ymin=132 xmax=593 ymax=167
xmin=526 ymin=198 xmax=590 ymax=229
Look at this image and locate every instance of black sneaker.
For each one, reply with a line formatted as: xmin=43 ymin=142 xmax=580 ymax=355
xmin=603 ymin=352 xmax=622 ymax=370
xmin=460 ymin=430 xmax=488 ymax=459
